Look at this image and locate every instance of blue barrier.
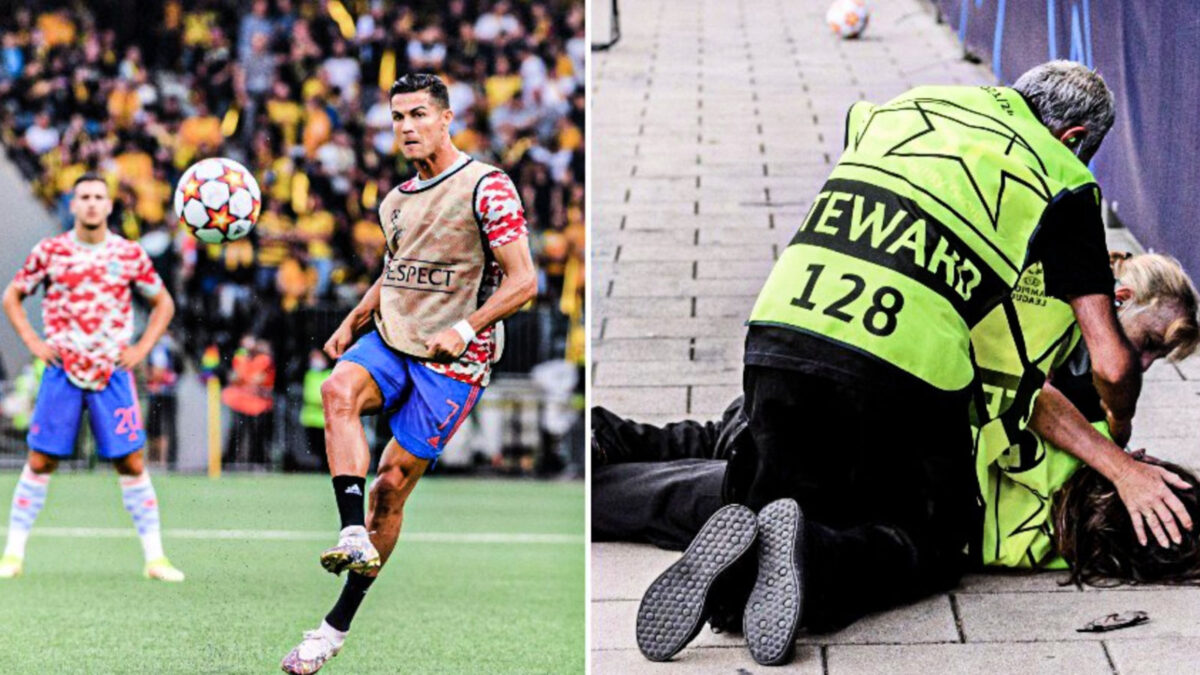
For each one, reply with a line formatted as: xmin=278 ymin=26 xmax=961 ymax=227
xmin=934 ymin=0 xmax=1200 ymax=282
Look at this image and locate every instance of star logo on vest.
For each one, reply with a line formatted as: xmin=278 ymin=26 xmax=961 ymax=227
xmin=853 ymin=98 xmax=1053 ymax=231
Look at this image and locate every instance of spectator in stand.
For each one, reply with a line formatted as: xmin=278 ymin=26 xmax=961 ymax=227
xmin=321 ymin=39 xmax=360 ymax=104
xmin=363 ymin=89 xmax=394 ymax=155
xmin=407 ymin=25 xmax=447 ymax=72
xmin=296 ymin=193 xmax=335 ymax=296
xmin=222 ymin=335 xmax=276 ymax=466
xmin=23 ymin=112 xmax=59 ymax=158
xmin=236 ymin=32 xmax=280 ymax=116
xmin=301 ymin=96 xmax=332 ymax=159
xmin=238 ymin=0 xmax=274 ymax=61
xmin=255 ymin=198 xmax=295 ymax=291
xmin=474 ymin=1 xmax=523 ymax=44
xmin=277 ymin=242 xmax=317 ymax=312
xmin=485 ymin=56 xmax=522 ymax=110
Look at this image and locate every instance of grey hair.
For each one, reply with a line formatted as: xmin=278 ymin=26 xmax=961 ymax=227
xmin=1012 ymin=60 xmax=1115 ymax=161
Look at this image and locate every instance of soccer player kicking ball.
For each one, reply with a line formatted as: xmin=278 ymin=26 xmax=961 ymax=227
xmin=0 ymin=174 xmax=182 ymax=582
xmin=281 ymin=73 xmax=536 ymax=674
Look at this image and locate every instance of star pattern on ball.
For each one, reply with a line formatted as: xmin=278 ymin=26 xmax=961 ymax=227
xmin=219 ymin=165 xmax=246 ymax=190
xmin=205 ymin=203 xmax=235 ymax=235
xmin=181 ymin=177 xmax=202 ymax=201
xmin=854 ymin=98 xmax=1054 ymax=230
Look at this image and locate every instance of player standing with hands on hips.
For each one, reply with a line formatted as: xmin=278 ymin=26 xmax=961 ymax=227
xmin=0 ymin=174 xmax=182 ymax=582
xmin=281 ymin=74 xmax=537 ymax=674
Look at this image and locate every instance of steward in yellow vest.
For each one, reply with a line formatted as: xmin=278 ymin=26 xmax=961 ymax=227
xmin=704 ymin=62 xmax=1142 ymax=657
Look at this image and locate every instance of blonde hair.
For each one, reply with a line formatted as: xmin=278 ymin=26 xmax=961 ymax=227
xmin=1112 ymin=253 xmax=1200 ymax=361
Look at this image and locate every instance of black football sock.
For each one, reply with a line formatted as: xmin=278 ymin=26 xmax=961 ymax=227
xmin=331 ymin=475 xmax=366 ymax=529
xmin=325 ymin=572 xmax=376 ymax=632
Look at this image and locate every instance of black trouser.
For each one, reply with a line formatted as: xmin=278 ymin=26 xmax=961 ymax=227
xmin=592 ymin=397 xmax=749 ymax=549
xmin=591 ymin=366 xmax=978 ymax=632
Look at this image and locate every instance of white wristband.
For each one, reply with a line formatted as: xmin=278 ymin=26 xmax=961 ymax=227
xmin=452 ymin=319 xmax=476 ymax=345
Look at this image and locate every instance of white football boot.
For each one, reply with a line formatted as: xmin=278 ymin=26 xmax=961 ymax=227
xmin=0 ymin=554 xmax=23 ymax=578
xmin=281 ymin=626 xmax=344 ymax=674
xmin=319 ymin=526 xmax=381 ymax=576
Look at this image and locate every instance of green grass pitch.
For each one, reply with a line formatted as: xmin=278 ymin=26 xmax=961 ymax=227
xmin=0 ymin=472 xmax=585 ymax=674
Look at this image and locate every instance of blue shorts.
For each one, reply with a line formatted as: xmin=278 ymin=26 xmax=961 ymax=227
xmin=28 ymin=366 xmax=145 ymax=460
xmin=340 ymin=331 xmax=483 ymax=461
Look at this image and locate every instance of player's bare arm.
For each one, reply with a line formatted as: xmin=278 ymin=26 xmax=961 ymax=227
xmin=1030 ymin=382 xmax=1191 ymax=548
xmin=325 ymin=277 xmax=382 ymax=360
xmin=117 ymin=289 xmax=175 ymax=370
xmin=1069 ymin=292 xmax=1142 ymax=443
xmin=1 ymin=281 xmax=59 ymax=366
xmin=425 ymin=237 xmax=537 ymax=360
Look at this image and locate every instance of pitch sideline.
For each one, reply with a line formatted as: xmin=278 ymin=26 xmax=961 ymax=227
xmin=0 ymin=526 xmax=582 ymax=544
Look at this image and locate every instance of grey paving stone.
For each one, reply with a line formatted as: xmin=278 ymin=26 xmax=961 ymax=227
xmin=957 ymin=571 xmax=1076 ymax=594
xmin=621 ymin=213 xmax=765 ymax=230
xmin=696 ymin=260 xmax=774 ymax=280
xmin=699 ymin=227 xmax=792 ymax=245
xmin=1106 ymin=637 xmax=1200 ymax=675
xmin=592 ymin=543 xmax=680 ymax=601
xmin=609 ymin=278 xmax=766 ymax=298
xmin=618 ymin=414 xmax=698 ymax=428
xmin=1133 ymin=379 xmax=1200 ymax=402
xmin=605 ymin=261 xmax=694 ymax=280
xmin=595 ymin=229 xmax=698 ymax=248
xmin=595 ymin=593 xmax=957 ymax=653
xmin=594 ymin=296 xmax=692 ymax=319
xmin=590 ymin=387 xmax=689 ymax=416
xmin=605 ymin=317 xmax=748 ymax=339
xmin=692 ymin=292 xmax=757 ymax=320
xmin=692 ymin=338 xmax=746 ymax=364
xmin=592 ymin=338 xmax=693 ymax=363
xmin=1173 ymin=355 xmax=1200 ymax=379
xmin=797 ymin=595 xmax=959 ymax=646
xmin=592 ymin=646 xmax=824 ymax=675
xmin=594 ymin=360 xmax=742 ymax=387
xmin=956 ymin=588 xmax=1200 ymax=642
xmin=1143 ymin=361 xmax=1185 ymax=382
xmin=690 ymin=385 xmax=743 ymax=416
xmin=826 ymin=642 xmax=1111 ymax=675
xmin=1127 ymin=406 xmax=1200 ymax=440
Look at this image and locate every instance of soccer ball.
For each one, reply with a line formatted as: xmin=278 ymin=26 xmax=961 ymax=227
xmin=826 ymin=0 xmax=870 ymax=39
xmin=174 ymin=157 xmax=261 ymax=244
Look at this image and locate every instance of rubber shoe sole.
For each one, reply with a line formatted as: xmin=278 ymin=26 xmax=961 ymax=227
xmin=745 ymin=498 xmax=805 ymax=666
xmin=635 ymin=503 xmax=758 ymax=662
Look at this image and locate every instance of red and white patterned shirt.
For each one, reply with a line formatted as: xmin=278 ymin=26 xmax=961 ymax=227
xmin=13 ymin=232 xmax=164 ymax=390
xmin=395 ymin=168 xmax=529 ymax=387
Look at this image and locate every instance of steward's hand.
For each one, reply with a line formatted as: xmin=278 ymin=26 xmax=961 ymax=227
xmin=1113 ymin=458 xmax=1194 ymax=547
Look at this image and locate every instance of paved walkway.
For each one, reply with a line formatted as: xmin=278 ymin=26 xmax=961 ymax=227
xmin=590 ymin=0 xmax=1200 ymax=672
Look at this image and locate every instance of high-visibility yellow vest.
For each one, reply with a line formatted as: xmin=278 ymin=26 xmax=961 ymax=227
xmin=750 ymin=85 xmax=1097 ymax=392
xmin=970 ymin=263 xmax=1084 ymax=568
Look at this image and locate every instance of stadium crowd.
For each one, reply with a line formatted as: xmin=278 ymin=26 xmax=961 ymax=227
xmin=0 ymin=0 xmax=586 ymax=469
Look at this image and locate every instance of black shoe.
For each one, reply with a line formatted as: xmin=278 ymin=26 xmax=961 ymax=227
xmin=635 ymin=504 xmax=758 ymax=661
xmin=744 ymin=498 xmax=805 ymax=666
